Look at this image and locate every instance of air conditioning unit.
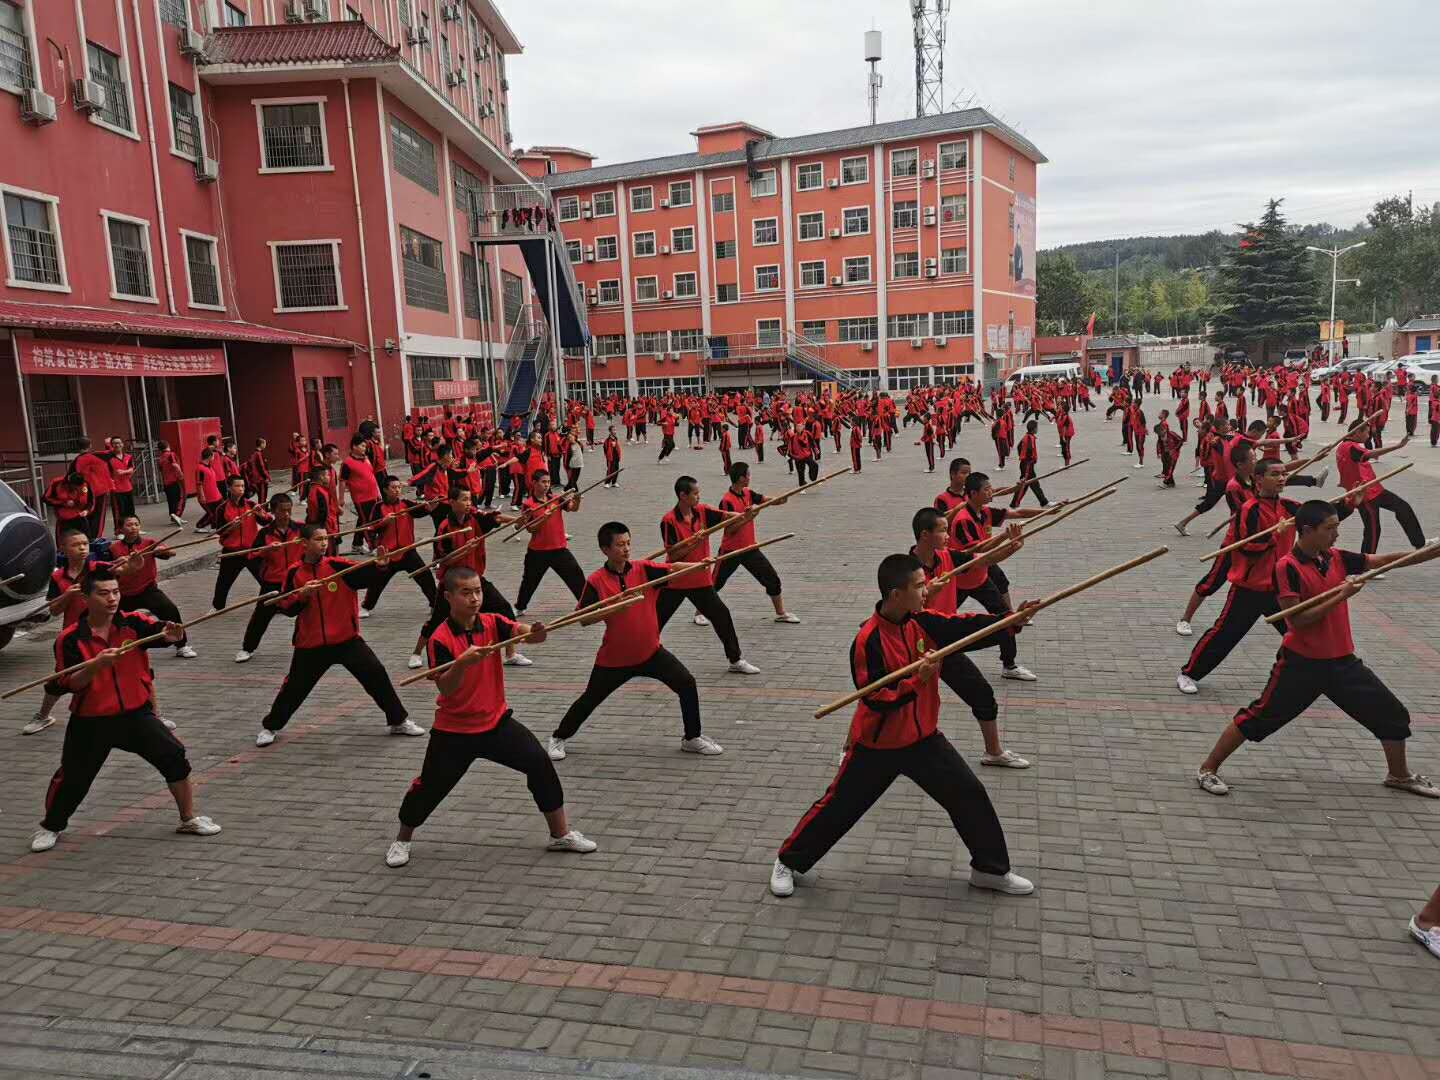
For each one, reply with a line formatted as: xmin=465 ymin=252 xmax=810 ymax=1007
xmin=581 ymin=209 xmax=592 ymax=220
xmin=924 ymin=257 xmax=938 ymax=268
xmin=284 ymin=0 xmax=304 ymax=21
xmin=478 ymin=102 xmax=494 ymax=118
xmin=581 ymin=200 xmax=590 ymax=210
xmin=584 ymin=254 xmax=595 ymax=264
xmin=499 ymin=77 xmax=509 ymax=91
xmin=934 ymin=336 xmax=948 ymax=347
xmin=660 ymin=244 xmax=670 ymax=255
xmin=195 ymin=155 xmax=219 ymax=182
xmin=829 ymin=228 xmax=841 ymax=238
xmin=405 ymin=26 xmax=420 ymax=44
xmin=922 ymin=159 xmax=936 ymax=178
xmin=827 ymin=178 xmax=840 ymax=189
xmin=20 ymin=88 xmax=57 ymax=125
xmin=924 ymin=267 xmax=939 ymax=279
xmin=473 ymin=44 xmax=487 ymax=63
xmin=303 ymin=0 xmax=326 ymax=19
xmin=662 ymin=289 xmax=673 ymax=300
xmin=911 ymin=337 xmax=924 ymax=348
xmin=861 ymin=342 xmax=874 ymax=352
xmin=923 ymin=207 xmax=937 ymax=226
xmin=830 ymin=275 xmax=842 ymax=286
xmin=72 ymin=77 xmax=107 ymax=115
xmin=660 ymin=198 xmax=670 ymax=208
xmin=446 ymin=69 xmax=463 ymax=87
xmin=587 ymin=290 xmax=598 ymax=304
xmin=417 ymin=24 xmax=430 ymax=43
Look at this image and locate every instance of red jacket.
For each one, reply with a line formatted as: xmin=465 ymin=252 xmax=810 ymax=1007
xmin=275 ymin=556 xmax=387 ymax=649
xmin=56 ymin=610 xmax=180 ymax=716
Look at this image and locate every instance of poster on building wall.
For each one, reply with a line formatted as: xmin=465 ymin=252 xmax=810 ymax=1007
xmin=1012 ymin=194 xmax=1037 ymax=298
xmin=18 ymin=338 xmax=227 ymax=377
xmin=986 ymin=325 xmax=1000 ymax=351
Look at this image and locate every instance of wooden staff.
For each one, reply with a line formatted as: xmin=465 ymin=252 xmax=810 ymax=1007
xmin=991 ymin=457 xmax=1091 ymax=500
xmin=1016 ymin=488 xmax=1118 ymax=542
xmin=501 ymin=469 xmax=620 ymax=543
xmin=160 ymin=503 xmax=275 ymax=553
xmin=1263 ymin=539 xmax=1440 ymax=625
xmin=405 ymin=527 xmax=479 ymax=579
xmin=813 ymin=545 xmax=1169 ymax=720
xmin=925 ymin=530 xmax=1025 ymax=593
xmin=1199 ymin=462 xmax=1414 ymax=562
xmin=262 ymin=537 xmax=431 ymax=605
xmin=110 ymin=527 xmax=185 ymax=564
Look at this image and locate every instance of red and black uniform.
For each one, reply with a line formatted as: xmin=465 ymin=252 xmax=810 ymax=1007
xmin=306 ymin=471 xmax=340 ymax=551
xmin=603 ymin=433 xmax=622 ymax=484
xmin=41 ymin=610 xmax=191 ymax=834
xmin=47 ymin=560 xmax=109 ymax=629
xmin=1009 ymin=431 xmax=1047 ymax=508
xmin=44 ymin=476 xmax=93 ymax=546
xmin=111 ymin=536 xmax=181 ymax=624
xmin=159 ymin=449 xmax=185 ymax=518
xmin=1155 ymin=418 xmax=1183 ymax=485
xmin=1233 ymin=546 xmax=1409 ymax=744
xmin=657 ymin=503 xmax=742 ymax=662
xmin=360 ymin=498 xmax=440 ymax=612
xmin=775 ymin=605 xmax=1013 ymax=877
xmin=107 ymin=451 xmax=137 ymax=534
xmin=1056 ymin=408 xmax=1076 ymax=464
xmin=714 ymin=486 xmax=781 ymax=598
xmin=419 ymin=508 xmax=510 ymax=641
xmin=340 ymin=454 xmax=383 ymax=553
xmin=1192 ymin=477 xmax=1252 ymax=600
xmin=914 ymin=544 xmax=1004 ymax=728
xmin=244 ymin=448 xmax=271 ymax=503
xmin=788 ymin=427 xmax=817 ymax=483
xmin=950 ymin=504 xmax=1019 ymax=668
xmin=211 ymin=497 xmax=269 ymax=609
xmin=72 ymin=448 xmax=113 ymax=538
xmin=260 ymin=555 xmax=409 ymax=735
xmin=1336 ymin=436 xmax=1425 ymax=554
xmin=514 ymin=493 xmax=586 ymax=612
xmin=553 ymin=559 xmax=704 ymax=744
xmin=240 ymin=519 xmax=305 ymax=654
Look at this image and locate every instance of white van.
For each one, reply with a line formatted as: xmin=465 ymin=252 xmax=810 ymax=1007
xmin=1005 ymin=362 xmax=1082 ymax=386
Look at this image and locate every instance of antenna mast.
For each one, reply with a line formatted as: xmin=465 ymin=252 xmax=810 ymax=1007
xmin=864 ymin=30 xmax=883 ymax=125
xmin=912 ymin=0 xmax=950 ymax=117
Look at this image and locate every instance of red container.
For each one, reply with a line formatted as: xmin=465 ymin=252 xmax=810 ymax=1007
xmin=158 ymin=418 xmax=222 ymax=496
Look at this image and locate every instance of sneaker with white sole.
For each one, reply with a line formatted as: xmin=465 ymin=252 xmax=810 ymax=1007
xmin=546 ymin=736 xmax=567 ymax=761
xmin=21 ymin=713 xmax=55 ymax=736
xmin=176 ymin=816 xmax=222 ymax=836
xmin=30 ymin=828 xmax=59 ymax=853
xmin=159 ymin=717 xmax=176 ymax=730
xmin=234 ymin=650 xmax=251 ymax=664
xmin=407 ymin=653 xmax=424 ymax=669
xmin=1133 ymin=462 xmax=1144 ymax=469
xmin=1176 ymin=620 xmax=1193 ymax=636
xmin=359 ymin=608 xmax=372 ymax=619
xmin=389 ymin=719 xmax=427 ymax=737
xmin=1172 ymin=522 xmax=1189 ymax=537
xmin=385 ymin=840 xmax=411 ymax=868
xmin=774 ymin=612 xmax=801 ymax=624
xmin=1177 ymin=673 xmax=1199 ymax=695
xmin=728 ymin=659 xmax=760 ymax=675
xmin=693 ymin=613 xmax=710 ymax=626
xmin=515 ymin=609 xmax=527 ymax=618
xmin=504 ymin=652 xmax=534 ymax=667
xmin=769 ymin=858 xmax=795 ymax=897
xmin=981 ymin=750 xmax=1031 ymax=769
xmin=681 ymin=734 xmax=724 ymax=755
xmin=1384 ymin=773 xmax=1440 ymax=798
xmin=169 ymin=514 xmax=185 ymax=527
xmin=175 ymin=645 xmax=198 ymax=659
xmin=255 ymin=729 xmax=276 ymax=747
xmin=1001 ymin=665 xmax=1038 ymax=682
xmin=1408 ymin=916 xmax=1440 ymax=960
xmin=1197 ymin=770 xmax=1229 ymax=795
xmin=546 ymin=830 xmax=598 ymax=853
xmin=970 ymin=869 xmax=1035 ymax=895
xmin=1315 ymin=466 xmax=1330 ymax=486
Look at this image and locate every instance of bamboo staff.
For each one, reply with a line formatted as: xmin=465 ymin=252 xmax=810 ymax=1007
xmin=501 ymin=469 xmax=620 ymax=543
xmin=590 ymin=533 xmax=798 ymax=620
xmin=1198 ymin=462 xmax=1414 ymax=562
xmin=262 ymin=537 xmax=431 ymax=605
xmin=405 ymin=526 xmax=479 ymax=579
xmin=110 ymin=527 xmax=184 ymax=563
xmin=1263 ymin=539 xmax=1440 ymax=625
xmin=812 ymin=546 xmax=1169 ymax=720
xmin=950 ymin=478 xmax=1126 ymax=559
xmin=991 ymin=457 xmax=1091 ymax=500
xmin=1014 ymin=488 xmax=1118 ymax=542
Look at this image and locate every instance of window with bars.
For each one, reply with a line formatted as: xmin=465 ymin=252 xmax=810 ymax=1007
xmin=888 ymin=313 xmax=928 ymax=338
xmin=591 ymin=191 xmax=615 ymax=216
xmin=753 ymin=218 xmax=777 ymax=245
xmin=843 ymin=255 xmax=871 ymax=283
xmin=323 ymin=376 xmax=348 ymax=429
xmin=632 ymin=231 xmax=656 ymax=257
xmin=556 ymin=195 xmax=579 ymax=221
xmin=397 ymin=0 xmax=410 ymax=25
xmin=400 ymin=226 xmax=448 ymax=312
xmin=3 ymin=193 xmax=64 ymax=287
xmin=597 ymin=279 xmax=620 ymax=304
xmin=670 ymin=226 xmax=695 ymax=253
xmin=260 ymin=102 xmax=326 ymax=169
xmin=799 ymin=319 xmax=827 ymax=342
xmin=461 ymin=251 xmax=483 ymax=319
xmin=715 ymin=239 xmax=736 ymax=260
xmin=941 ymin=247 xmax=968 ymax=274
xmin=841 ymin=156 xmax=868 ymax=184
xmin=634 ymin=276 xmax=658 ymax=302
xmin=756 ymin=319 xmax=782 ymax=346
xmin=408 ymin=356 xmax=452 ymax=408
xmin=800 ymin=260 xmax=825 ymax=288
xmin=712 ymin=191 xmax=734 ymax=213
xmin=716 ymin=283 xmax=738 ymax=303
xmin=593 ymin=334 xmax=625 ymax=358
xmin=798 ymin=212 xmax=823 ymax=241
xmin=501 ymin=269 xmax=523 ymax=326
xmin=28 ymin=375 xmax=83 ymax=455
xmin=595 ymin=235 xmax=618 ymax=261
xmin=892 ymin=251 xmax=919 ymax=279
xmin=170 ymin=84 xmax=200 ymax=158
xmin=755 ymin=265 xmax=779 ymax=291
xmin=452 ymin=163 xmax=483 ymax=220
xmin=158 ymin=0 xmax=187 ymax=28
xmin=0 ymin=0 xmax=33 ymax=91
xmin=274 ymin=242 xmax=341 ymax=309
xmin=107 ymin=218 xmax=152 ymax=299
xmin=892 ymin=200 xmax=918 ymax=230
xmin=86 ymin=43 xmax=132 ymax=132
xmin=934 ymin=309 xmax=974 ymax=336
xmin=796 ymin=163 xmax=823 ymax=191
xmin=390 ymin=116 xmax=438 ymax=193
xmin=673 ymin=272 xmax=697 ymax=298
xmin=838 ymin=317 xmax=877 ymax=342
xmin=672 ymin=328 xmax=703 ymax=352
xmin=185 ymin=235 xmax=220 ymax=306
xmin=843 ymin=207 xmax=869 ymax=235
xmin=940 ymin=193 xmax=967 ymax=224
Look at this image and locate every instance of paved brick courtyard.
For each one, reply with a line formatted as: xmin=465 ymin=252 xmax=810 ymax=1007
xmin=2 ymin=404 xmax=1438 ymax=1080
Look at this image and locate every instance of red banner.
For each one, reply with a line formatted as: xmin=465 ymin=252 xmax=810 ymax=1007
xmin=18 ymin=338 xmax=227 ymax=378
xmin=433 ymin=379 xmax=480 ymax=401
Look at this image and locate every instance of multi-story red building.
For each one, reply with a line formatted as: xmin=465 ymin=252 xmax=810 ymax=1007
xmin=521 ymin=112 xmax=1045 ymax=398
xmin=0 ymin=0 xmax=579 ymax=504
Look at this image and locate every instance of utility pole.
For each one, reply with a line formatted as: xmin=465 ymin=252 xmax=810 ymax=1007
xmin=865 ymin=30 xmax=882 ymax=125
xmin=1113 ymin=245 xmax=1120 ymax=331
xmin=1306 ymin=241 xmax=1366 ymax=362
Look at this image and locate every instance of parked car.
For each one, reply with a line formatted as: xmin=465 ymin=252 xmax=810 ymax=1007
xmin=1313 ymin=356 xmax=1378 ymax=379
xmin=0 ymin=480 xmax=55 ymax=652
xmin=1282 ymin=349 xmax=1309 ymax=368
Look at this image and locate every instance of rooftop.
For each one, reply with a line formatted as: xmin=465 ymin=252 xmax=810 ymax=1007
xmin=204 ymin=21 xmax=401 ymax=67
xmin=1401 ymin=315 xmax=1440 ymax=331
xmin=0 ymin=299 xmax=359 ymax=350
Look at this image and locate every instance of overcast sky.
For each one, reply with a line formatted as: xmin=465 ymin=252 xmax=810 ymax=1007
xmin=501 ymin=0 xmax=1440 ymax=248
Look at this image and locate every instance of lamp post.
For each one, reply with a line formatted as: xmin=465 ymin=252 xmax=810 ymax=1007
xmin=1307 ymin=242 xmax=1366 ymax=363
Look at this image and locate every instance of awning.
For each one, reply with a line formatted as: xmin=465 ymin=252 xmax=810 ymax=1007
xmin=0 ymin=299 xmax=359 ymax=349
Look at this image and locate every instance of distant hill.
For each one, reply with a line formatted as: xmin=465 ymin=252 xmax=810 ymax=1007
xmin=1045 ymin=222 xmax=1369 ymax=275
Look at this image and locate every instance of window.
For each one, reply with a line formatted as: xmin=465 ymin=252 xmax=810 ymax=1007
xmin=158 ymin=0 xmax=187 ymax=27
xmin=838 ymin=317 xmax=878 ymax=342
xmin=712 ymin=191 xmax=734 ymax=213
xmin=843 ymin=256 xmax=871 ymax=283
xmin=452 ymin=163 xmax=483 ymax=220
xmin=272 ymin=241 xmax=343 ymax=310
xmin=933 ymin=363 xmax=975 ymax=380
xmin=595 ymin=235 xmax=618 ymax=261
xmin=1009 ymin=154 xmax=1017 ymax=182
xmin=224 ymin=2 xmax=248 ymax=24
xmin=673 ymin=271 xmax=698 ymax=298
xmin=632 ymin=230 xmax=656 ymax=257
xmin=892 ymin=200 xmax=918 ymax=230
xmin=717 ymin=283 xmax=738 ymax=303
xmin=756 ymin=319 xmax=782 ymax=346
xmin=397 ymin=0 xmax=410 ymax=25
xmin=796 ymin=163 xmax=823 ymax=191
xmin=635 ymin=331 xmax=665 ymax=354
xmin=597 ymin=279 xmax=620 ymax=304
xmin=799 ymin=260 xmax=825 ymax=288
xmin=440 ymin=33 xmax=450 ymax=77
xmin=389 ymin=115 xmax=438 ymax=193
xmin=86 ymin=43 xmax=133 ymax=133
xmin=755 ymin=265 xmax=779 ymax=291
xmin=169 ymin=84 xmax=200 ymax=159
xmin=459 ymin=252 xmax=483 ymax=318
xmin=183 ymin=233 xmax=221 ymax=307
xmin=892 ymin=251 xmax=919 ymax=278
xmin=749 ymin=169 xmax=776 ymax=197
xmin=2 ymin=190 xmax=66 ymax=289
xmin=399 ymin=227 xmax=447 ymax=311
xmin=841 ymin=156 xmax=868 ymax=184
xmin=940 ymin=193 xmax=967 ymax=223
xmin=594 ymin=334 xmax=625 ymax=358
xmin=891 ymin=149 xmax=918 ymax=178
xmin=941 ymin=247 xmax=968 ymax=274
xmin=889 ymin=313 xmax=928 ymax=338
xmin=592 ymin=190 xmax=616 ymax=216
xmin=843 ymin=207 xmax=870 ymax=236
xmin=753 ymin=217 xmax=778 ymax=245
xmin=634 ymin=275 xmax=659 ymax=302
xmin=672 ymin=329 xmax=703 ymax=352
xmin=670 ymin=226 xmax=695 ymax=253
xmin=630 ymin=186 xmax=653 ymax=212
xmin=939 ymin=140 xmax=968 ymax=170
xmin=595 ymin=379 xmax=628 ymax=396
xmin=556 ymin=195 xmax=579 ymax=221
xmin=668 ymin=180 xmax=692 ymax=207
xmin=637 ymin=377 xmax=670 ymax=396
xmin=714 ymin=239 xmax=736 ymax=260
xmin=890 ymin=366 xmax=929 ymax=390
xmin=323 ymin=376 xmax=349 ymax=429
xmin=564 ymin=239 xmax=581 ymax=263
xmin=106 ymin=215 xmax=153 ymax=300
xmin=672 ymin=375 xmax=705 ymax=395
xmin=799 ymin=319 xmax=827 ymax=342
xmin=409 ymin=355 xmax=452 ymax=408
xmin=797 ymin=212 xmax=824 ymax=241
xmin=258 ymin=101 xmax=327 ymax=170
xmin=28 ymin=375 xmax=82 ymax=456
xmin=934 ymin=309 xmax=975 ymax=336
xmin=502 ymin=270 xmax=522 ymax=325
xmin=0 ymin=0 xmax=35 ymax=92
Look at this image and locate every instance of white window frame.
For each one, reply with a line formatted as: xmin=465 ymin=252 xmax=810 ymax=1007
xmin=799 ymin=319 xmax=827 ymax=342
xmin=712 ymin=190 xmax=735 ymax=213
xmin=843 ymin=255 xmax=871 ymax=284
xmin=941 ymin=247 xmax=969 ymax=274
xmin=632 ymin=230 xmax=656 ymax=258
xmin=268 ymin=238 xmax=347 ymax=313
xmin=166 ymin=81 xmax=206 ymax=164
xmin=797 ymin=211 xmax=824 ymax=242
xmin=892 ymin=250 xmax=920 ymax=279
xmin=179 ymin=227 xmax=224 ymax=311
xmin=756 ymin=317 xmax=782 ymax=345
xmin=667 ymin=180 xmax=693 ymax=207
xmin=890 ymin=147 xmax=919 ymax=179
xmin=940 ymin=193 xmax=967 ymax=224
xmin=892 ymin=200 xmax=919 ymax=230
xmin=0 ymin=0 xmax=40 ymax=99
xmin=564 ymin=238 xmax=581 ymax=262
xmin=939 ymin=139 xmax=968 ymax=171
xmin=842 ymin=205 xmax=870 ymax=236
xmin=634 ymin=274 xmax=659 ymax=302
xmin=673 ymin=271 xmax=698 ymax=299
xmin=252 ymin=96 xmax=332 ymax=174
xmin=597 ymin=278 xmax=621 ymax=305
xmin=85 ymin=40 xmax=141 ymax=142
xmin=795 ymin=161 xmax=823 ymax=191
xmin=840 ymin=155 xmax=868 ymax=185
xmin=556 ymin=195 xmax=579 ymax=221
xmin=754 ymin=264 xmax=780 ymax=292
xmin=716 ymin=282 xmax=739 ymax=303
xmin=798 ymin=259 xmax=825 ymax=289
xmin=591 ymin=190 xmax=617 ymax=217
xmin=100 ymin=209 xmax=158 ymax=304
xmin=630 ymin=185 xmax=654 ymax=213
xmin=752 ymin=216 xmax=778 ymax=246
xmin=0 ymin=183 xmax=70 ymax=293
xmin=670 ymin=225 xmax=695 ymax=253
xmin=595 ymin=234 xmax=618 ymax=261
xmin=749 ymin=168 xmax=777 ymax=198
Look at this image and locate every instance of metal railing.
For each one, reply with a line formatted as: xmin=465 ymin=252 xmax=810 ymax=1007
xmin=698 ymin=331 xmax=870 ymax=391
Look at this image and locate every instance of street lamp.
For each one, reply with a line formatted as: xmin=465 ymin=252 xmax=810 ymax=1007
xmin=1307 ymin=242 xmax=1366 ymax=362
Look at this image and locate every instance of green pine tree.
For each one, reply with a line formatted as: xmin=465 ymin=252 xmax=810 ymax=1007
xmin=1209 ymin=199 xmax=1318 ymax=363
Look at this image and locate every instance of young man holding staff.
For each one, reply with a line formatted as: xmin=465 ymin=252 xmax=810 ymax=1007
xmin=110 ymin=515 xmax=197 ymax=661
xmin=714 ymin=462 xmax=800 ymax=624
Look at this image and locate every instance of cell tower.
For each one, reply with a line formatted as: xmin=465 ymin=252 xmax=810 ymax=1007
xmin=864 ymin=30 xmax=883 ymax=125
xmin=912 ymin=0 xmax=950 ymax=117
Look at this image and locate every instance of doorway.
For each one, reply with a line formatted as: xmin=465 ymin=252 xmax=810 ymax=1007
xmin=302 ymin=378 xmax=324 ymax=443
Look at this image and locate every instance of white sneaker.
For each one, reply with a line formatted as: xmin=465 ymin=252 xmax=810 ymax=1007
xmin=1176 ymin=620 xmax=1193 ymax=636
xmin=234 ymin=650 xmax=251 ymax=664
xmin=1001 ymin=665 xmax=1038 ymax=682
xmin=1177 ymin=673 xmax=1199 ymax=695
xmin=21 ymin=713 xmax=55 ymax=736
xmin=504 ymin=652 xmax=534 ymax=667
xmin=159 ymin=717 xmax=176 ymax=731
xmin=1133 ymin=462 xmax=1144 ymax=469
xmin=980 ymin=750 xmax=1031 ymax=769
xmin=407 ymin=653 xmax=424 ymax=669
xmin=970 ymin=869 xmax=1035 ymax=895
xmin=30 ymin=828 xmax=59 ymax=853
xmin=774 ymin=612 xmax=801 ymax=624
xmin=175 ymin=645 xmax=198 ymax=659
xmin=681 ymin=734 xmax=724 ymax=755
xmin=176 ymin=815 xmax=221 ymax=836
xmin=359 ymin=608 xmax=372 ymax=619
xmin=769 ymin=858 xmax=795 ymax=897
xmin=1384 ymin=773 xmax=1440 ymax=799
xmin=255 ymin=729 xmax=276 ymax=747
xmin=1315 ymin=466 xmax=1330 ymax=486
xmin=693 ymin=613 xmax=710 ymax=626
xmin=728 ymin=658 xmax=760 ymax=675
xmin=205 ymin=608 xmax=220 ymax=617
xmin=389 ymin=719 xmax=427 ymax=737
xmin=546 ymin=830 xmax=598 ymax=853
xmin=515 ymin=608 xmax=527 ymax=618
xmin=1197 ymin=770 xmax=1229 ymax=795
xmin=169 ymin=513 xmax=185 ymax=527
xmin=385 ymin=840 xmax=411 ymax=868
xmin=1408 ymin=916 xmax=1440 ymax=960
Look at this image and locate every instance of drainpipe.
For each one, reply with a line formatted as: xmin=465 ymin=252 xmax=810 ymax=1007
xmin=128 ymin=0 xmax=178 ymax=315
xmin=343 ymin=78 xmax=384 ymax=427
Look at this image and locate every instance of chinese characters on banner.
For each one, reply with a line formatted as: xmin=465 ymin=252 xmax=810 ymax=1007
xmin=432 ymin=379 xmax=481 ymax=400
xmin=17 ymin=338 xmax=227 ymax=378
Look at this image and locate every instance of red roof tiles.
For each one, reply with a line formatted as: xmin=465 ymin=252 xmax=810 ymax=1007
xmin=0 ymin=299 xmax=358 ymax=350
xmin=205 ymin=21 xmax=401 ymax=67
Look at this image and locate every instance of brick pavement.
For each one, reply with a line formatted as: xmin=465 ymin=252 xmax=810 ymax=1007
xmin=1 ymin=402 xmax=1438 ymax=1079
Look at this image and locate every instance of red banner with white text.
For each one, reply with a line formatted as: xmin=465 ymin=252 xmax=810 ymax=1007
xmin=18 ymin=338 xmax=227 ymax=378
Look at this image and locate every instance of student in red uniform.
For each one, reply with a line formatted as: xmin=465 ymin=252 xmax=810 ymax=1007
xmin=385 ymin=566 xmax=598 ymax=869
xmin=244 ymin=438 xmax=271 ymax=504
xmin=43 ymin=471 xmax=93 ymax=548
xmin=788 ymin=423 xmax=818 ymax=483
xmin=1176 ymin=444 xmax=1255 ymax=636
xmin=157 ymin=441 xmax=186 ymax=526
xmin=547 ymin=521 xmax=723 ymax=760
xmin=235 ymin=493 xmax=305 ymax=663
xmin=714 ymin=461 xmax=799 ymax=623
xmin=71 ymin=437 xmax=113 ymax=539
xmin=22 ymin=529 xmax=108 ymax=736
xmin=29 ymin=569 xmax=219 ymax=854
xmin=767 ymin=553 xmax=1036 ymax=898
xmin=514 ymin=470 xmax=586 ymax=615
xmin=1009 ymin=420 xmax=1049 ymax=508
xmin=210 ymin=475 xmax=269 ymax=610
xmin=752 ymin=417 xmax=766 ymax=463
xmin=106 ymin=436 xmax=137 ymax=535
xmin=340 ymin=434 xmax=384 ymax=554
xmin=193 ymin=449 xmax=223 ymax=532
xmin=111 ymin=515 xmax=196 ymax=660
xmin=602 ymin=425 xmax=622 ymax=487
xmin=255 ymin=525 xmax=423 ymax=747
xmin=359 ymin=477 xmax=440 ymax=616
xmin=1195 ymin=499 xmax=1440 ymax=799
xmin=1335 ymin=419 xmax=1425 ymax=555
xmin=306 ymin=444 xmax=341 ymax=550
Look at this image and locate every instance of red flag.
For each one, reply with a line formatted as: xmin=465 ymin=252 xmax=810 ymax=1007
xmin=1085 ymin=312 xmax=1096 ymax=336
